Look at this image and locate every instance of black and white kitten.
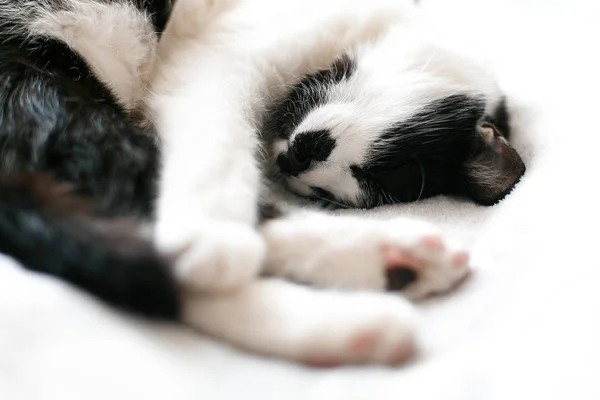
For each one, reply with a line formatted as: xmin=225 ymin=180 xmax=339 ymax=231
xmin=0 ymin=0 xmax=524 ymax=365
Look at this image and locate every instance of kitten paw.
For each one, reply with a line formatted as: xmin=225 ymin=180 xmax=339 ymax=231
xmin=380 ymin=225 xmax=471 ymax=300
xmin=298 ymin=292 xmax=418 ymax=366
xmin=346 ymin=218 xmax=471 ymax=299
xmin=156 ymin=221 xmax=265 ymax=292
xmin=264 ymin=215 xmax=470 ymax=299
xmin=183 ymin=279 xmax=417 ymax=366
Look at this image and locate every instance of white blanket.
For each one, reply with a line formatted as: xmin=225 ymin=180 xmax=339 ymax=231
xmin=2 ymin=0 xmax=599 ymax=398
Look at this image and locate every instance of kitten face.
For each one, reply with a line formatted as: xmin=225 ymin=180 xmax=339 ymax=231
xmin=269 ymin=31 xmax=525 ymax=208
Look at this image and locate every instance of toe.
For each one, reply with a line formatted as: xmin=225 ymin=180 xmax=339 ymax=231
xmin=452 ymin=251 xmax=470 ymax=268
xmin=420 ymin=236 xmax=445 ymax=252
xmin=381 ymin=245 xmax=420 ymax=269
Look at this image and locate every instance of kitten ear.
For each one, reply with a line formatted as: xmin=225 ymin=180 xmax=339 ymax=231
xmin=460 ymin=123 xmax=526 ymax=205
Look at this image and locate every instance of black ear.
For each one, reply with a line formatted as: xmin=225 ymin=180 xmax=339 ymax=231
xmin=460 ymin=123 xmax=526 ymax=205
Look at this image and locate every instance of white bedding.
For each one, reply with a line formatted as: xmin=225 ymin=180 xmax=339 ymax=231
xmin=2 ymin=0 xmax=599 ymax=398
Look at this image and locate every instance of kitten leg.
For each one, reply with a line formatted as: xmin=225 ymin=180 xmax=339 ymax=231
xmin=148 ymin=0 xmax=265 ymax=291
xmin=183 ymin=278 xmax=417 ymax=366
xmin=261 ymin=210 xmax=471 ymax=300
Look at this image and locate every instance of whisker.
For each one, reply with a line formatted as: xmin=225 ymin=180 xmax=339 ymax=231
xmin=418 ymin=49 xmax=437 ymax=74
xmin=415 ymin=157 xmax=426 ymax=202
xmin=310 ymin=193 xmax=350 ymax=210
xmin=286 ymin=176 xmax=350 ymax=210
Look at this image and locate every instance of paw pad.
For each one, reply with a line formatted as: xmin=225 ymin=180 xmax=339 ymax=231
xmin=349 ymin=332 xmax=378 ymax=355
xmin=386 ymin=268 xmax=417 ymax=291
xmin=381 ymin=245 xmax=420 ymax=269
xmin=381 ymin=234 xmax=471 ymax=298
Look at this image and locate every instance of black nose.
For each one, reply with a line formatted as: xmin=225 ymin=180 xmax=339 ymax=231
xmin=276 ymin=152 xmax=311 ymax=176
xmin=276 ymin=130 xmax=337 ymax=176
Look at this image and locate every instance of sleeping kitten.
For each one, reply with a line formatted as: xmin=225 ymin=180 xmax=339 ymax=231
xmin=0 ymin=0 xmax=524 ymax=365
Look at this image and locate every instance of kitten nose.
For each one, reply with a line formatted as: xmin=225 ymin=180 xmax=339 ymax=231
xmin=276 ymin=151 xmax=311 ymax=176
xmin=277 ymin=130 xmax=336 ymax=176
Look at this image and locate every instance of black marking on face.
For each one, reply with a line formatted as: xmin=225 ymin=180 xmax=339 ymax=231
xmin=354 ymin=94 xmax=487 ymax=208
xmin=277 ymin=130 xmax=336 ymax=176
xmin=265 ymin=54 xmax=357 ymax=139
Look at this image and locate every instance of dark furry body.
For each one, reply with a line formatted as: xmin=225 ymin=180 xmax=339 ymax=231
xmin=0 ymin=174 xmax=178 ymax=317
xmin=0 ymin=0 xmax=178 ymax=318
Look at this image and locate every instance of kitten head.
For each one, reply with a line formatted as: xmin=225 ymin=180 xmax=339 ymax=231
xmin=268 ymin=35 xmax=525 ymax=209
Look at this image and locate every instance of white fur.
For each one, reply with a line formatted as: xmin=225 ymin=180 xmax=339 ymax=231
xmin=183 ymin=278 xmax=418 ymax=365
xmin=262 ymin=211 xmax=470 ymax=300
xmin=148 ymin=0 xmax=266 ymax=292
xmin=26 ymin=0 xmax=156 ymax=111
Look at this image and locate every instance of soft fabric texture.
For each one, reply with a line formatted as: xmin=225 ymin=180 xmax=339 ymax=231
xmin=1 ymin=0 xmax=598 ymax=398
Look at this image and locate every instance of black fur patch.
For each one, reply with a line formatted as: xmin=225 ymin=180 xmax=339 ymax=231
xmin=0 ymin=174 xmax=180 ymax=319
xmin=353 ymin=95 xmax=486 ymax=208
xmin=265 ymin=54 xmax=357 ymax=139
xmin=277 ymin=130 xmax=336 ymax=176
xmin=0 ymin=35 xmax=158 ymax=217
xmin=132 ymin=0 xmax=173 ymax=33
xmin=0 ymin=7 xmax=172 ymax=318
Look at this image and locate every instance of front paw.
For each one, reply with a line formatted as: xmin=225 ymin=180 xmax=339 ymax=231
xmin=379 ymin=221 xmax=471 ymax=300
xmin=155 ymin=220 xmax=265 ymax=292
xmin=299 ymin=292 xmax=418 ymax=367
xmin=286 ymin=217 xmax=471 ymax=299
